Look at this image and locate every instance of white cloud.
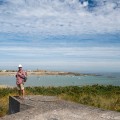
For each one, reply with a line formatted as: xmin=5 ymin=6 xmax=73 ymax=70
xmin=0 ymin=46 xmax=120 ymax=59
xmin=0 ymin=0 xmax=120 ymax=35
xmin=0 ymin=0 xmax=120 ymax=72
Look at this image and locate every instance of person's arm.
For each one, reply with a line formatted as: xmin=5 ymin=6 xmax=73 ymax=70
xmin=15 ymin=72 xmax=18 ymax=78
xmin=25 ymin=71 xmax=27 ymax=76
xmin=18 ymin=72 xmax=25 ymax=79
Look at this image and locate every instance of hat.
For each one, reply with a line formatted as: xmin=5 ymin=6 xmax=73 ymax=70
xmin=18 ymin=64 xmax=22 ymax=68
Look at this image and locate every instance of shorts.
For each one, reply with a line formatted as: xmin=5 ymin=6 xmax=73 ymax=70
xmin=17 ymin=84 xmax=24 ymax=90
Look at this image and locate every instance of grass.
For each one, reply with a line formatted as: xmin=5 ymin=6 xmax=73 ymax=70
xmin=0 ymin=85 xmax=120 ymax=117
xmin=0 ymin=87 xmax=18 ymax=117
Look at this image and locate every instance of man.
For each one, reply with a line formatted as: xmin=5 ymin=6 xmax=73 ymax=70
xmin=16 ymin=64 xmax=27 ymax=99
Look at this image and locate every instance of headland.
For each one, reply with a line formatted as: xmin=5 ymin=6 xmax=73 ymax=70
xmin=0 ymin=70 xmax=97 ymax=76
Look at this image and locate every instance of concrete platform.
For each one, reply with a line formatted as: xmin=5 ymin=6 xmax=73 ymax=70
xmin=0 ymin=95 xmax=120 ymax=120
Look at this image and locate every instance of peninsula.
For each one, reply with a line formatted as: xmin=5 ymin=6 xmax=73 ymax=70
xmin=0 ymin=70 xmax=97 ymax=76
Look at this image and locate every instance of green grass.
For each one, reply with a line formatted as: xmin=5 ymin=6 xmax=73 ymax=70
xmin=0 ymin=85 xmax=120 ymax=117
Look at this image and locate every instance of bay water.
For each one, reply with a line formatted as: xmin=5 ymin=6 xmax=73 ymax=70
xmin=0 ymin=73 xmax=120 ymax=87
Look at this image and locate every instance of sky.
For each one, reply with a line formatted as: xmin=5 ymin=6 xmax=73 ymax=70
xmin=0 ymin=0 xmax=120 ymax=73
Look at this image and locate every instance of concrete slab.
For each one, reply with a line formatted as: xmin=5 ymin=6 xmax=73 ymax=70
xmin=0 ymin=95 xmax=120 ymax=120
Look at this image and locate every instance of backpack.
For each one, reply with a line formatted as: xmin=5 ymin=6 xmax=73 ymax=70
xmin=23 ymin=76 xmax=27 ymax=82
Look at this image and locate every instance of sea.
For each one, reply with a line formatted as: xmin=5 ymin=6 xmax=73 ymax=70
xmin=0 ymin=72 xmax=120 ymax=87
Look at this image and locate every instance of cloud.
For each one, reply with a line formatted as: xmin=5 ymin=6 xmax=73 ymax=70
xmin=0 ymin=0 xmax=120 ymax=72
xmin=0 ymin=0 xmax=120 ymax=35
xmin=0 ymin=46 xmax=119 ymax=61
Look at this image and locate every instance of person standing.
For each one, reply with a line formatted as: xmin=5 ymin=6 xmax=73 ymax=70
xmin=16 ymin=64 xmax=27 ymax=99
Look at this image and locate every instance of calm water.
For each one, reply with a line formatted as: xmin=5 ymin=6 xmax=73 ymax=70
xmin=0 ymin=73 xmax=120 ymax=87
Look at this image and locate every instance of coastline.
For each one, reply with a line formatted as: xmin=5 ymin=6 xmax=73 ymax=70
xmin=0 ymin=71 xmax=97 ymax=76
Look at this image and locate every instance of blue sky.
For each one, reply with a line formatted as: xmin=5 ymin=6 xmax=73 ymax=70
xmin=0 ymin=0 xmax=120 ymax=73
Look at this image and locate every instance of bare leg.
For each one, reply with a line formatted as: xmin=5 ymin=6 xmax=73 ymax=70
xmin=21 ymin=89 xmax=25 ymax=99
xmin=18 ymin=90 xmax=21 ymax=96
xmin=17 ymin=84 xmax=21 ymax=96
xmin=18 ymin=84 xmax=25 ymax=99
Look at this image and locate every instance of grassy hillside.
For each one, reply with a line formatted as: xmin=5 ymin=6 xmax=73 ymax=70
xmin=0 ymin=85 xmax=120 ymax=117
